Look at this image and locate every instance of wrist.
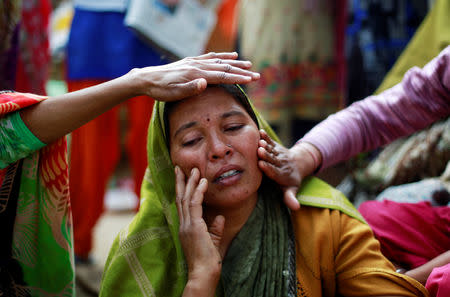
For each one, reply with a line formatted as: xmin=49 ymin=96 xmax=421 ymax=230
xmin=125 ymin=67 xmax=154 ymax=97
xmin=291 ymin=141 xmax=323 ymax=177
xmin=189 ymin=263 xmax=222 ymax=283
xmin=184 ymin=269 xmax=221 ymax=297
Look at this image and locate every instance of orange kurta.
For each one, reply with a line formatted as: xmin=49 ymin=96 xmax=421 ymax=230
xmin=292 ymin=206 xmax=429 ymax=296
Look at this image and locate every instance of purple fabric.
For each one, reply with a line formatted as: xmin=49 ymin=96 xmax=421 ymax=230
xmin=301 ymin=46 xmax=450 ymax=170
xmin=0 ymin=24 xmax=19 ymax=90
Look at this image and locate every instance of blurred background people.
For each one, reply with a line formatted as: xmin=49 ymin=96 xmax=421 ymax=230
xmin=238 ymin=0 xmax=347 ymax=145
xmin=3 ymin=0 xmax=448 ymax=296
xmin=0 ymin=0 xmax=51 ymax=93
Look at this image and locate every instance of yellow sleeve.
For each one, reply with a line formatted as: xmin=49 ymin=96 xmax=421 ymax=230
xmin=335 ymin=212 xmax=429 ymax=297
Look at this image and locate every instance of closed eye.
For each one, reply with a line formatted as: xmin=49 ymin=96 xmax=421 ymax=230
xmin=225 ymin=124 xmax=244 ymax=132
xmin=182 ymin=137 xmax=202 ymax=147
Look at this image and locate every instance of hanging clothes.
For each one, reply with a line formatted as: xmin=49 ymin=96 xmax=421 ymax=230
xmin=0 ymin=0 xmax=21 ymax=91
xmin=15 ymin=0 xmax=51 ymax=95
xmin=238 ymin=0 xmax=347 ymax=144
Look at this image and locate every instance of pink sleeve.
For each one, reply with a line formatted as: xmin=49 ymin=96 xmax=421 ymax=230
xmin=426 ymin=263 xmax=450 ymax=297
xmin=301 ymin=46 xmax=450 ymax=170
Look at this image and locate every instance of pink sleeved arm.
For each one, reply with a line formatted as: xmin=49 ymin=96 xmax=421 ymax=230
xmin=301 ymin=46 xmax=450 ymax=170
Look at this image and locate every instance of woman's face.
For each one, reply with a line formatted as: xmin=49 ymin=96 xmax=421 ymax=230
xmin=169 ymin=87 xmax=263 ymax=209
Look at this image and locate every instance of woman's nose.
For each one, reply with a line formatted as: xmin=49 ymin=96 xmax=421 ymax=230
xmin=208 ymin=136 xmax=232 ymax=160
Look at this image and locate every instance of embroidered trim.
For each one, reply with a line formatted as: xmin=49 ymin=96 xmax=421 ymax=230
xmin=125 ymin=252 xmax=156 ymax=297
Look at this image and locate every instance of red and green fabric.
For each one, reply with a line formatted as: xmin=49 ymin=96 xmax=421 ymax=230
xmin=0 ymin=91 xmax=74 ymax=297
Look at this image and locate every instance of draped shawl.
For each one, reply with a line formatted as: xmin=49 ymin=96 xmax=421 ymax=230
xmin=0 ymin=92 xmax=73 ymax=297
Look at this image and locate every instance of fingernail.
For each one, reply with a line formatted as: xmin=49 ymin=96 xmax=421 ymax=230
xmin=253 ymin=73 xmax=260 ymax=79
xmin=174 ymin=166 xmax=178 ymax=174
xmin=200 ymin=178 xmax=207 ymax=185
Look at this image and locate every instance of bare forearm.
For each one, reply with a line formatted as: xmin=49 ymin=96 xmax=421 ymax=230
xmin=18 ymin=52 xmax=260 ymax=144
xmin=405 ymin=250 xmax=450 ymax=284
xmin=20 ymin=73 xmax=138 ymax=144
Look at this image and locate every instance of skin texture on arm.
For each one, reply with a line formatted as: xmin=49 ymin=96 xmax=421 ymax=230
xmin=19 ymin=52 xmax=260 ymax=144
xmin=404 ymin=250 xmax=450 ymax=285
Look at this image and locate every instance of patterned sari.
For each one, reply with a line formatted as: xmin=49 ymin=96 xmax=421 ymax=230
xmin=0 ymin=92 xmax=74 ymax=297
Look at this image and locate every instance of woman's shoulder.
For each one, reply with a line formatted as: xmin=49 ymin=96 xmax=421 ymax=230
xmin=295 ymin=176 xmax=365 ymax=223
xmin=291 ymin=177 xmax=368 ymax=267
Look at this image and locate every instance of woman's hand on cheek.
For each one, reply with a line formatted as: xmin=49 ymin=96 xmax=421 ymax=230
xmin=257 ymin=130 xmax=301 ymax=211
xmin=132 ymin=52 xmax=260 ymax=102
xmin=175 ymin=166 xmax=224 ymax=296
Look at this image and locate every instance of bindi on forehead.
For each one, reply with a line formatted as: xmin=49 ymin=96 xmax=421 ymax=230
xmin=206 ymin=117 xmax=210 ymax=122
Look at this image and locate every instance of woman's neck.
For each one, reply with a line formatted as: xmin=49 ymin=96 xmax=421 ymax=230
xmin=203 ymin=192 xmax=259 ymax=258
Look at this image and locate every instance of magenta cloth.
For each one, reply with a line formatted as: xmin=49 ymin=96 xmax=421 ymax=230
xmin=426 ymin=263 xmax=450 ymax=297
xmin=301 ymin=46 xmax=450 ymax=171
xmin=358 ymin=200 xmax=450 ymax=269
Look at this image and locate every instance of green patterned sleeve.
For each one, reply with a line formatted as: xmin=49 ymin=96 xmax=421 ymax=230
xmin=0 ymin=111 xmax=46 ymax=169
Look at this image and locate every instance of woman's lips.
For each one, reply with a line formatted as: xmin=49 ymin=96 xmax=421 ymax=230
xmin=212 ymin=165 xmax=244 ymax=185
xmin=213 ymin=169 xmax=243 ymax=186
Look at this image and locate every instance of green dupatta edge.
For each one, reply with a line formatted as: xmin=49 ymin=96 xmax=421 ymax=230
xmin=100 ymin=86 xmax=364 ymax=297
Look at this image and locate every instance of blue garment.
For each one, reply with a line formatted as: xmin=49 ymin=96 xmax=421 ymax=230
xmin=67 ymin=8 xmax=171 ymax=80
xmin=74 ymin=0 xmax=128 ymax=12
xmin=345 ymin=0 xmax=428 ymax=102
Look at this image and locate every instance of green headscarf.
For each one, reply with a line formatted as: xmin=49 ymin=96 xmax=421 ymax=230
xmin=100 ymin=85 xmax=364 ymax=297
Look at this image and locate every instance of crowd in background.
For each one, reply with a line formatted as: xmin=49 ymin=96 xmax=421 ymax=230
xmin=0 ymin=0 xmax=448 ymax=296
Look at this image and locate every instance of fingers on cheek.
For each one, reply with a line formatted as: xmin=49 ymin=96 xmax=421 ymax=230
xmin=175 ymin=167 xmax=185 ymax=205
xmin=263 ymin=147 xmax=273 ymax=160
xmin=186 ymin=168 xmax=199 ymax=186
xmin=258 ymin=139 xmax=267 ymax=149
xmin=199 ymin=178 xmax=208 ymax=192
xmin=259 ymin=130 xmax=271 ymax=143
xmin=257 ymin=146 xmax=267 ymax=157
xmin=191 ymin=178 xmax=208 ymax=204
xmin=258 ymin=160 xmax=271 ymax=173
xmin=258 ymin=160 xmax=265 ymax=169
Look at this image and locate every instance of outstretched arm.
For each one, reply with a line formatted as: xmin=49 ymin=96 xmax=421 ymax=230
xmin=300 ymin=46 xmax=450 ymax=171
xmin=20 ymin=52 xmax=259 ymax=144
xmin=259 ymin=47 xmax=450 ymax=209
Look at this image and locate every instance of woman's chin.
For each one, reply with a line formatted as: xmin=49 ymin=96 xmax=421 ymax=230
xmin=203 ymin=189 xmax=259 ymax=210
